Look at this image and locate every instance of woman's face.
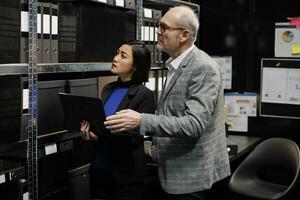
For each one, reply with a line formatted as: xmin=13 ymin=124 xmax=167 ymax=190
xmin=111 ymin=44 xmax=134 ymax=80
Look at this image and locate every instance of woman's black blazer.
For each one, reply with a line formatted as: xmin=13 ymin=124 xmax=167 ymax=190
xmin=94 ymin=81 xmax=156 ymax=184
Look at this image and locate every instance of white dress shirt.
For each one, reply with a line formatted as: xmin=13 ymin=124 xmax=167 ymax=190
xmin=164 ymin=45 xmax=195 ymax=88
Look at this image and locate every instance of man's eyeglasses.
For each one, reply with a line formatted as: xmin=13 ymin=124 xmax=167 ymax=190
xmin=158 ymin=21 xmax=185 ymax=34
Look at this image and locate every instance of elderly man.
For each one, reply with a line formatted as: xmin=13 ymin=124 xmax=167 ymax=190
xmin=104 ymin=6 xmax=230 ymax=200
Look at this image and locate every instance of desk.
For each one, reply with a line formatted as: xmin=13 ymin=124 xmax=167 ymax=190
xmin=226 ymin=135 xmax=262 ymax=162
xmin=144 ymin=135 xmax=263 ymax=165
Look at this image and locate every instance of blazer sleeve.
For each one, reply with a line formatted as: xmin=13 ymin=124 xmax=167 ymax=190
xmin=140 ymin=62 xmax=222 ymax=138
xmin=128 ymin=88 xmax=156 ymax=136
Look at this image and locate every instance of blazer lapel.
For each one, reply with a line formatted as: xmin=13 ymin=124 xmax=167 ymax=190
xmin=116 ymin=84 xmax=139 ymax=111
xmin=101 ymin=83 xmax=115 ymax=103
xmin=159 ymin=48 xmax=197 ymax=104
xmin=160 ymin=67 xmax=183 ymax=103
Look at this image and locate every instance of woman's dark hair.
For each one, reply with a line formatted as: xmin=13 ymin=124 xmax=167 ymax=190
xmin=124 ymin=41 xmax=151 ymax=84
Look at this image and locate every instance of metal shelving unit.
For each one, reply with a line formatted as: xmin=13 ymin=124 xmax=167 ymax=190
xmin=0 ymin=62 xmax=170 ymax=75
xmin=27 ymin=0 xmax=39 ymax=198
xmin=0 ymin=1 xmax=200 ymax=199
xmin=0 ymin=63 xmax=112 ymax=75
xmin=0 ymin=131 xmax=80 ymax=158
xmin=136 ymin=0 xmax=144 ymax=40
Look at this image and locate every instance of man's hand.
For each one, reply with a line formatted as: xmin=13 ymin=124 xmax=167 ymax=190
xmin=104 ymin=109 xmax=142 ymax=133
xmin=80 ymin=121 xmax=98 ymax=141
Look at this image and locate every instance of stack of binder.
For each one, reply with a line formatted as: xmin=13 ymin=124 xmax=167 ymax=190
xmin=0 ymin=0 xmax=59 ymax=63
xmin=56 ymin=0 xmax=135 ymax=9
xmin=0 ymin=0 xmax=20 ymax=64
xmin=141 ymin=8 xmax=163 ymax=66
xmin=50 ymin=3 xmax=59 ymax=63
xmin=58 ymin=0 xmax=136 ymax=62
xmin=20 ymin=0 xmax=59 ymax=63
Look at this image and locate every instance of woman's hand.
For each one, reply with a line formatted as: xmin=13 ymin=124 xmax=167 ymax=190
xmin=80 ymin=120 xmax=98 ymax=141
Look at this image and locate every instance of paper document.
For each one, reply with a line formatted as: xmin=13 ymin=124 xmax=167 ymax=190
xmin=51 ymin=16 xmax=58 ymax=35
xmin=262 ymin=67 xmax=300 ymax=105
xmin=21 ymin=11 xmax=29 ymax=32
xmin=155 ymin=27 xmax=158 ymax=41
xmin=144 ymin=8 xmax=152 ymax=18
xmin=225 ymin=93 xmax=257 ymax=116
xmin=115 ymin=0 xmax=125 ymax=7
xmin=212 ymin=56 xmax=232 ymax=89
xmin=292 ymin=45 xmax=300 ymax=55
xmin=43 ymin=14 xmax=50 ymax=34
xmin=144 ymin=26 xmax=150 ymax=41
xmin=227 ymin=115 xmax=248 ymax=132
xmin=287 ymin=70 xmax=300 ymax=105
xmin=149 ymin=27 xmax=154 ymax=41
xmin=141 ymin=25 xmax=145 ymax=41
xmin=0 ymin=174 xmax=5 ymax=184
xmin=37 ymin=14 xmax=42 ymax=34
xmin=45 ymin=143 xmax=57 ymax=155
xmin=261 ymin=68 xmax=288 ymax=104
xmin=23 ymin=89 xmax=29 ymax=110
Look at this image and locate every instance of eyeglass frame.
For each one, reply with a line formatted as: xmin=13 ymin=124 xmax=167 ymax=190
xmin=157 ymin=21 xmax=186 ymax=34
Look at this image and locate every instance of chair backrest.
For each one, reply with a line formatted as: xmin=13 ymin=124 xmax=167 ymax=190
xmin=229 ymin=138 xmax=300 ymax=199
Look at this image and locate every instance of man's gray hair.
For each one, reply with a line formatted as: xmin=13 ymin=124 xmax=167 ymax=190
xmin=170 ymin=6 xmax=199 ymax=43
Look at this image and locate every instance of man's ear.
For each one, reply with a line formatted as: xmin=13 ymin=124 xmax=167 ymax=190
xmin=180 ymin=30 xmax=191 ymax=43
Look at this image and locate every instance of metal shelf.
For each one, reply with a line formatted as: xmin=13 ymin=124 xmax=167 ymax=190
xmin=0 ymin=131 xmax=81 ymax=158
xmin=0 ymin=62 xmax=168 ymax=76
xmin=37 ymin=130 xmax=80 ymax=147
xmin=150 ymin=63 xmax=167 ymax=70
xmin=0 ymin=64 xmax=28 ymax=76
xmin=0 ymin=63 xmax=112 ymax=75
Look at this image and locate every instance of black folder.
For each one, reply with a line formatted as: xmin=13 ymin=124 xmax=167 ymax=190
xmin=58 ymin=93 xmax=108 ymax=136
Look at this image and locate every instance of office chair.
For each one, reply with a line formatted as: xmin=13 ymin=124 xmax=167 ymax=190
xmin=229 ymin=138 xmax=300 ymax=200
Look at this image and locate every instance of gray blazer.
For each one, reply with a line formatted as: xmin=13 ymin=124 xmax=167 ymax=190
xmin=140 ymin=47 xmax=231 ymax=194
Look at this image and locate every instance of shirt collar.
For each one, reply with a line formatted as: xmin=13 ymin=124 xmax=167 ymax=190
xmin=165 ymin=45 xmax=195 ymax=70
